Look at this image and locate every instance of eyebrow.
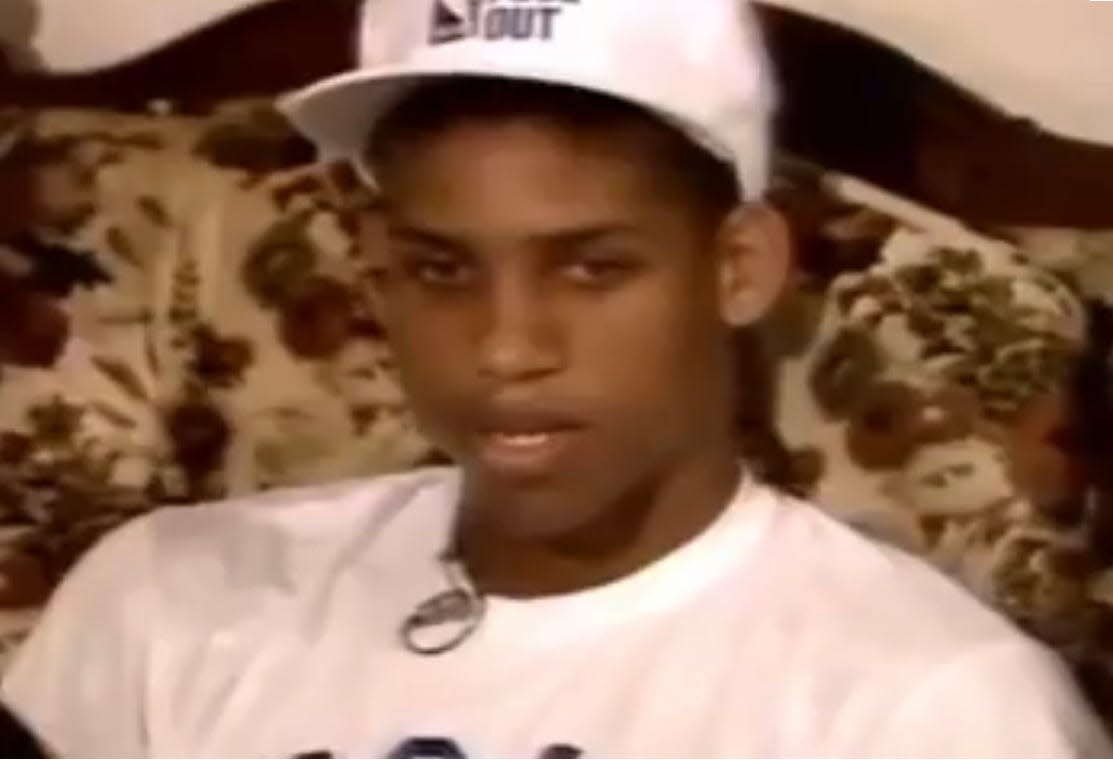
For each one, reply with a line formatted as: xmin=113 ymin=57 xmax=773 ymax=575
xmin=530 ymin=225 xmax=642 ymax=250
xmin=385 ymin=222 xmax=643 ymax=251
xmin=386 ymin=224 xmax=463 ymax=252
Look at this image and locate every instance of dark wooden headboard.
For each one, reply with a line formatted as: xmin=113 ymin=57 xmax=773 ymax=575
xmin=2 ymin=0 xmax=1110 ymax=228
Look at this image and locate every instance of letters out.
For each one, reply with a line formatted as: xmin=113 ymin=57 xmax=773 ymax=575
xmin=483 ymin=6 xmax=560 ymax=39
xmin=467 ymin=1 xmax=580 ymax=41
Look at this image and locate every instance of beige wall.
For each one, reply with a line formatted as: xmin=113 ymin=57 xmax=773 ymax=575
xmin=8 ymin=0 xmax=277 ymax=72
xmin=764 ymin=0 xmax=1113 ymax=145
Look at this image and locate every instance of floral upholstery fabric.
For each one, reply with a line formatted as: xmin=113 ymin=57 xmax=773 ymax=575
xmin=771 ymin=175 xmax=1098 ymax=653
xmin=0 ymin=103 xmax=432 ymax=659
xmin=2 ymin=101 xmax=1113 ymax=723
xmin=766 ymin=170 xmax=1113 ymax=714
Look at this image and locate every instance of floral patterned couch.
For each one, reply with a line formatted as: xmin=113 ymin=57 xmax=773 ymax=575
xmin=3 ymin=97 xmax=1113 ymax=724
xmin=0 ymin=102 xmax=435 ymax=657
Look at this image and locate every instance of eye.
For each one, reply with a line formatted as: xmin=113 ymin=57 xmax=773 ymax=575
xmin=563 ymin=254 xmax=638 ymax=287
xmin=412 ymin=259 xmax=473 ymax=287
xmin=395 ymin=249 xmax=476 ymax=289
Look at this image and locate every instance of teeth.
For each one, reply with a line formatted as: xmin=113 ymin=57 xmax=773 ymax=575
xmin=493 ymin=432 xmax=551 ymax=448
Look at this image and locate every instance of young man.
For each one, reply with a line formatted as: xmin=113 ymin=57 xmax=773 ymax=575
xmin=2 ymin=0 xmax=1110 ymax=758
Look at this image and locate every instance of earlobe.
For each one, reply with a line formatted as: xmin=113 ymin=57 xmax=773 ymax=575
xmin=716 ymin=204 xmax=793 ymax=327
xmin=358 ymin=209 xmax=393 ymax=328
xmin=365 ymin=267 xmax=391 ymax=328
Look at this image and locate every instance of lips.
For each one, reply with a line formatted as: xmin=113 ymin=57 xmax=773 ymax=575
xmin=473 ymin=409 xmax=586 ymax=478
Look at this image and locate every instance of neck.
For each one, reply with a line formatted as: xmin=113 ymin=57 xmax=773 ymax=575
xmin=456 ymin=443 xmax=745 ymax=599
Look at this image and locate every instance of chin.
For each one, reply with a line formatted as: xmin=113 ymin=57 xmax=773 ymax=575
xmin=461 ymin=470 xmax=603 ymax=541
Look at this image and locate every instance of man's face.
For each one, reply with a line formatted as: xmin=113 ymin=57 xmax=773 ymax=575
xmin=369 ymin=119 xmax=744 ymax=541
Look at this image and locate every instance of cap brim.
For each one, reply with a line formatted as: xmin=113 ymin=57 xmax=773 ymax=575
xmin=278 ymin=61 xmax=742 ymax=184
xmin=277 ymin=67 xmax=432 ymax=168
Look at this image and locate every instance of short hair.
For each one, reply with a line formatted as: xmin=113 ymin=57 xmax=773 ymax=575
xmin=366 ymin=77 xmax=741 ymax=229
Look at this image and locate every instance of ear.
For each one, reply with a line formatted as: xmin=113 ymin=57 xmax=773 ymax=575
xmin=714 ymin=203 xmax=792 ymax=328
xmin=357 ymin=205 xmax=393 ymax=329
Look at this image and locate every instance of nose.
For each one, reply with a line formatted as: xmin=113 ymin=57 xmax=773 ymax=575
xmin=476 ymin=273 xmax=563 ymax=384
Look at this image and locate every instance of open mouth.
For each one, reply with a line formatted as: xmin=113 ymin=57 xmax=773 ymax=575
xmin=474 ymin=412 xmax=586 ymax=477
xmin=487 ymin=432 xmax=559 ymax=449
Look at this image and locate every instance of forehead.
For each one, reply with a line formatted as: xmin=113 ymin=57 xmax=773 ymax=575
xmin=375 ymin=118 xmax=682 ymax=238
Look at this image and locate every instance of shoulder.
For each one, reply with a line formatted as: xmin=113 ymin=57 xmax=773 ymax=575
xmin=142 ymin=466 xmax=458 ymax=593
xmin=53 ymin=467 xmax=458 ymax=622
xmin=146 ymin=466 xmax=457 ymax=549
xmin=760 ymin=490 xmax=1036 ymax=661
xmin=1 ymin=468 xmax=460 ymax=756
xmin=757 ymin=492 xmax=1110 ymax=755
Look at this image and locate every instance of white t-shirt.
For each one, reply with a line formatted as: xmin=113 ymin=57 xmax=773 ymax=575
xmin=2 ymin=468 xmax=1109 ymax=758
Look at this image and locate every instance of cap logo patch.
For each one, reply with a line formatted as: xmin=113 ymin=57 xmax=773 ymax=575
xmin=429 ymin=0 xmax=580 ymax=44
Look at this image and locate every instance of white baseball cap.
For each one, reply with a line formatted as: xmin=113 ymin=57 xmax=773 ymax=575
xmin=277 ymin=0 xmax=777 ymax=200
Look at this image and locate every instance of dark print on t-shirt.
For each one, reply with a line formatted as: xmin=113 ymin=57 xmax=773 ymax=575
xmin=291 ymin=736 xmax=584 ymax=758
